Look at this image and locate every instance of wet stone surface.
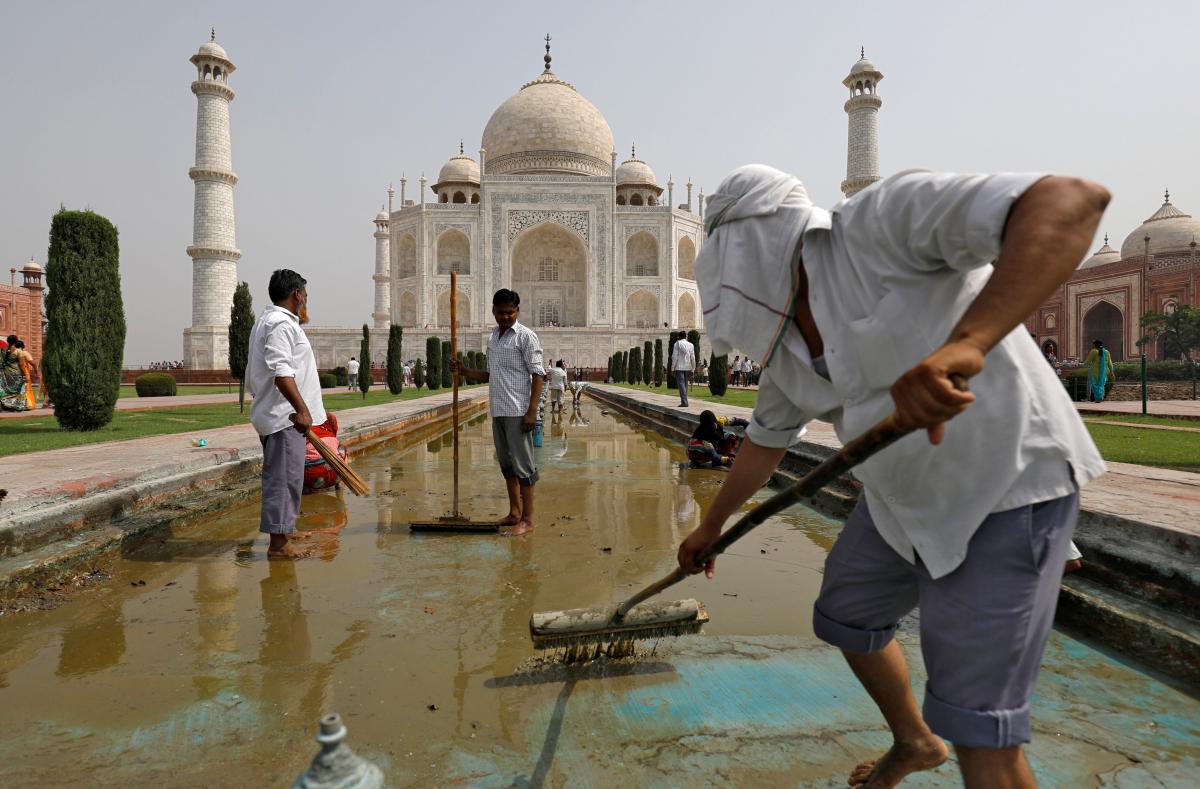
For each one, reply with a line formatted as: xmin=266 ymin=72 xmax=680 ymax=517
xmin=0 ymin=403 xmax=1197 ymax=786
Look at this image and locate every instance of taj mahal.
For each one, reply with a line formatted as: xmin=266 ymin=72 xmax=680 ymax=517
xmin=181 ymin=36 xmax=888 ymax=370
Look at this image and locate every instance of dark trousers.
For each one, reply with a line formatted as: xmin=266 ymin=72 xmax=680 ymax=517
xmin=675 ymin=370 xmax=691 ymax=405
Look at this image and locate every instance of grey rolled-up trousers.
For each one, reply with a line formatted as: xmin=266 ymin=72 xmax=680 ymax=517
xmin=260 ymin=427 xmax=305 ymax=534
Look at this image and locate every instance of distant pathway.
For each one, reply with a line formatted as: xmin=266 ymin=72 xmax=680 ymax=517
xmin=0 ymin=387 xmax=349 ymax=420
xmin=1075 ymin=399 xmax=1200 ymax=419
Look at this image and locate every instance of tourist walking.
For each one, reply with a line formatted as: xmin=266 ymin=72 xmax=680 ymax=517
xmin=453 ymin=289 xmax=545 ymax=536
xmin=1085 ymin=339 xmax=1115 ymax=402
xmin=670 ymin=331 xmax=696 ymax=407
xmin=548 ymin=360 xmax=568 ymax=413
xmin=247 ymin=269 xmax=327 ymax=559
xmin=346 ymin=356 xmax=359 ymax=391
xmin=679 ymin=164 xmax=1109 ymax=788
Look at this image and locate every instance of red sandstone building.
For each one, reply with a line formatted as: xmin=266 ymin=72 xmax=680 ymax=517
xmin=1027 ymin=191 xmax=1200 ymax=361
xmin=2 ymin=258 xmax=46 ymax=361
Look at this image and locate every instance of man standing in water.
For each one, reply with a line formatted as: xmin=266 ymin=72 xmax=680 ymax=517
xmin=454 ymin=289 xmax=545 ymax=535
xmin=678 ymin=165 xmax=1109 ymax=788
xmin=247 ymin=269 xmax=327 ymax=559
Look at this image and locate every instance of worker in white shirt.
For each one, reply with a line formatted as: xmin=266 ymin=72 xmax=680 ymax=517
xmin=678 ymin=165 xmax=1109 ymax=789
xmin=346 ymin=356 xmax=359 ymax=391
xmin=669 ymin=331 xmax=696 ymax=407
xmin=247 ymin=269 xmax=328 ymax=559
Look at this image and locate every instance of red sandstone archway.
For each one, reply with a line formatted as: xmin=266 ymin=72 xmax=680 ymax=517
xmin=1082 ymin=301 xmax=1124 ymax=361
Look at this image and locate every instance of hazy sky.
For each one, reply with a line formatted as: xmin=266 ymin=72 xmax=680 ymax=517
xmin=4 ymin=0 xmax=1198 ymax=363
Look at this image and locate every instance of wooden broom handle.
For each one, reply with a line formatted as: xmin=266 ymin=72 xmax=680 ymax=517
xmin=615 ymin=374 xmax=969 ymax=618
xmin=451 ymin=271 xmax=460 ymax=516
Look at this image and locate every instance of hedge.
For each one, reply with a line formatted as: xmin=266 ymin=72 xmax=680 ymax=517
xmin=134 ymin=372 xmax=177 ymax=397
xmin=318 ymin=372 xmax=336 ymax=389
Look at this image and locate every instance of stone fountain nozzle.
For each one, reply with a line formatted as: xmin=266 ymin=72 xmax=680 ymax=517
xmin=293 ymin=713 xmax=384 ymax=789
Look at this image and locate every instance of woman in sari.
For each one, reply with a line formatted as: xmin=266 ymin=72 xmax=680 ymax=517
xmin=1085 ymin=339 xmax=1115 ymax=402
xmin=1 ymin=336 xmax=36 ymax=412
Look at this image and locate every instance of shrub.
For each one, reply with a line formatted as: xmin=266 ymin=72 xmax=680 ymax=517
xmin=135 ymin=372 xmax=177 ymax=397
xmin=318 ymin=372 xmax=336 ymax=389
xmin=654 ymin=339 xmax=664 ymax=387
xmin=228 ymin=281 xmax=253 ymax=412
xmin=358 ymin=324 xmax=371 ymax=399
xmin=708 ymin=354 xmax=729 ymax=396
xmin=44 ymin=209 xmax=126 ymax=430
xmin=666 ymin=333 xmax=678 ymax=388
xmin=440 ymin=340 xmax=452 ymax=389
xmin=386 ymin=324 xmax=404 ymax=395
xmin=426 ymin=337 xmax=441 ymax=391
xmin=414 ymin=358 xmax=426 ymax=388
xmin=331 ymin=366 xmax=348 ymax=386
xmin=643 ymin=340 xmax=653 ymax=385
xmin=687 ymin=330 xmax=701 ymax=369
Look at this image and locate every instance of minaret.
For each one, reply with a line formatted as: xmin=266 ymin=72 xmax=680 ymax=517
xmin=184 ymin=31 xmax=240 ymax=369
xmin=840 ymin=47 xmax=883 ymax=198
xmin=372 ymin=202 xmax=391 ymax=329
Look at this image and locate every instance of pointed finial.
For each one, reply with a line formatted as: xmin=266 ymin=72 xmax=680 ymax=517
xmin=860 ymin=45 xmax=865 ymax=59
xmin=1104 ymin=232 xmax=1109 ymax=245
xmin=1164 ymin=188 xmax=1171 ymax=203
xmin=544 ymin=34 xmax=552 ymax=71
xmin=631 ymin=143 xmax=636 ymax=159
xmin=459 ymin=139 xmax=464 ymax=155
xmin=211 ymin=27 xmax=216 ymax=42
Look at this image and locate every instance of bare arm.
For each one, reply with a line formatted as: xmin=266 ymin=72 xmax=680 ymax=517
xmin=523 ymin=374 xmax=545 ymax=432
xmin=452 ymin=359 xmax=489 ymax=383
xmin=677 ymin=438 xmax=788 ymax=577
xmin=891 ymin=176 xmax=1111 ymax=444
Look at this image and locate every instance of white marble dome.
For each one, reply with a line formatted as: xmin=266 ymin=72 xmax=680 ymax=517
xmin=850 ymin=56 xmax=878 ymax=75
xmin=1080 ymin=235 xmax=1121 ymax=269
xmin=375 ymin=209 xmax=389 ymax=221
xmin=437 ymin=152 xmax=481 ymax=185
xmin=1120 ymin=192 xmax=1200 ymax=259
xmin=616 ymin=155 xmax=657 ymax=186
xmin=482 ymin=70 xmax=614 ymax=177
xmin=198 ymin=40 xmax=228 ymax=59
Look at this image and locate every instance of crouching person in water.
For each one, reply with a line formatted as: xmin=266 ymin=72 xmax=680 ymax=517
xmin=678 ymin=165 xmax=1110 ymax=788
xmin=687 ymin=410 xmax=751 ymax=468
xmin=454 ymin=288 xmax=545 ymax=536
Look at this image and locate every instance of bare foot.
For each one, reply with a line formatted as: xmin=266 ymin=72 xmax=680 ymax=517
xmin=267 ymin=535 xmax=314 ymax=559
xmin=1063 ymin=558 xmax=1083 ymax=575
xmin=502 ymin=519 xmax=535 ymax=537
xmin=848 ymin=736 xmax=948 ymax=788
xmin=498 ymin=513 xmax=520 ymax=527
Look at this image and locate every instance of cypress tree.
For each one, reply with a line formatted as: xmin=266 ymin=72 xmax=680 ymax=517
xmin=414 ymin=358 xmax=426 ymax=389
xmin=359 ymin=324 xmax=371 ymax=399
xmin=643 ymin=340 xmax=653 ymax=386
xmin=708 ymin=353 xmax=729 ymax=396
xmin=687 ymin=330 xmax=701 ymax=370
xmin=654 ymin=338 xmax=664 ymax=388
xmin=666 ymin=332 xmax=678 ymax=389
xmin=44 ymin=209 xmax=126 ymax=431
xmin=228 ymin=281 xmax=253 ymax=413
xmin=607 ymin=355 xmax=614 ymax=381
xmin=440 ymin=340 xmax=452 ymax=389
xmin=629 ymin=347 xmax=641 ymax=384
xmin=426 ymin=336 xmax=441 ymax=391
xmin=386 ymin=324 xmax=404 ymax=394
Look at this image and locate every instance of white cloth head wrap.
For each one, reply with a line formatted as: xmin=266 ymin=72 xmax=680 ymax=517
xmin=695 ymin=164 xmax=822 ymax=368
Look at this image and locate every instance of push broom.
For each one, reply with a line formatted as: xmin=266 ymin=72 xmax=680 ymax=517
xmin=530 ymin=376 xmax=969 ymax=661
xmin=410 ymin=272 xmax=505 ymax=533
xmin=305 ymin=428 xmax=369 ymax=496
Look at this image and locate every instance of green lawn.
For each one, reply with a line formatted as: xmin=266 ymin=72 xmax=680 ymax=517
xmin=610 ymin=383 xmax=760 ymax=409
xmin=0 ymin=386 xmax=466 ymax=458
xmin=119 ymin=383 xmax=237 ymax=398
xmin=1085 ymin=424 xmax=1200 ymax=472
xmin=1084 ymin=414 xmax=1199 ymax=429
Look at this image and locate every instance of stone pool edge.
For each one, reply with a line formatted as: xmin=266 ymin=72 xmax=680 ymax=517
xmin=0 ymin=390 xmax=489 ymax=602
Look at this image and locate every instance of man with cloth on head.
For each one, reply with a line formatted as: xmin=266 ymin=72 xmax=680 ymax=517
xmin=247 ymin=269 xmax=327 ymax=559
xmin=676 ymin=165 xmax=1109 ymax=788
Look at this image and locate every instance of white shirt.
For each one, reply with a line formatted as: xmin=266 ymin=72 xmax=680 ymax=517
xmin=486 ymin=321 xmax=545 ymax=417
xmin=747 ymin=170 xmax=1105 ymax=579
xmin=671 ymin=339 xmax=696 ymax=371
xmin=347 ymin=359 xmax=360 ymax=375
xmin=548 ymin=367 xmax=568 ymax=390
xmin=247 ymin=306 xmax=327 ymax=436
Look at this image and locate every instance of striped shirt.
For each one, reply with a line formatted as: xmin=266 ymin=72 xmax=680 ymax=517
xmin=486 ymin=321 xmax=545 ymax=417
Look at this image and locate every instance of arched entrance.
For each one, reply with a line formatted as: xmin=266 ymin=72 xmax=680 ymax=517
xmin=397 ymin=291 xmax=416 ymax=326
xmin=625 ymin=290 xmax=658 ymax=328
xmin=1082 ymin=301 xmax=1124 ymax=361
xmin=436 ymin=290 xmax=471 ymax=327
xmin=677 ymin=293 xmax=697 ymax=328
xmin=678 ymin=237 xmax=696 ymax=280
xmin=511 ymin=223 xmax=587 ymax=327
xmin=436 ymin=230 xmax=470 ymax=275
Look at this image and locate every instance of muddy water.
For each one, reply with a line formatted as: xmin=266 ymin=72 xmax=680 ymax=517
xmin=1 ymin=404 xmax=1197 ymax=787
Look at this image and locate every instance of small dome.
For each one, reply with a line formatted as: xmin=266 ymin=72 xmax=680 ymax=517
xmin=198 ymin=40 xmax=228 ymax=59
xmin=850 ymin=57 xmax=878 ymax=75
xmin=615 ymin=150 xmax=657 ymax=186
xmin=1120 ymin=190 xmax=1200 ymax=259
xmin=436 ymin=152 xmax=481 ymax=185
xmin=1079 ymin=235 xmax=1121 ymax=269
xmin=375 ymin=210 xmax=389 ymax=221
xmin=481 ymin=66 xmax=614 ymax=176
xmin=20 ymin=259 xmax=43 ymax=273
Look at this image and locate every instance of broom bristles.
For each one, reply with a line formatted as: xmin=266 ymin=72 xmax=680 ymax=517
xmin=305 ymin=429 xmax=369 ymax=496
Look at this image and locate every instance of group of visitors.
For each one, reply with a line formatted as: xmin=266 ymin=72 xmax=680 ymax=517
xmin=148 ymin=360 xmax=185 ymax=370
xmin=728 ymin=355 xmax=761 ymax=386
xmin=0 ymin=334 xmax=37 ymax=412
xmin=249 ymin=156 xmax=1113 ymax=787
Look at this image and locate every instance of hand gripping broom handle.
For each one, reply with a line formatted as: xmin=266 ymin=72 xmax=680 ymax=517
xmin=614 ymin=375 xmax=968 ymax=619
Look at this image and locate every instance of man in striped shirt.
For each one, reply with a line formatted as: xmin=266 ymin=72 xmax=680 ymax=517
xmin=454 ymin=289 xmax=545 ymax=535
